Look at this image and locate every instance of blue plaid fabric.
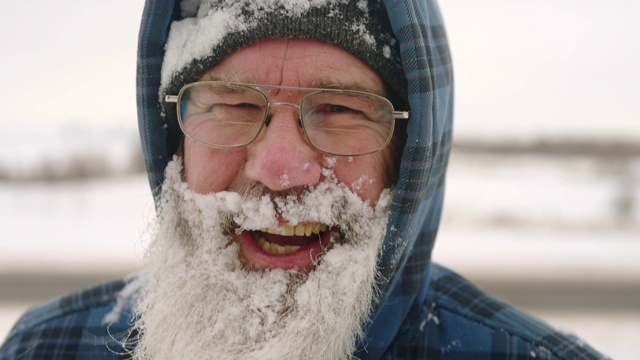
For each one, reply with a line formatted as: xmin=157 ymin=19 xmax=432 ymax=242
xmin=0 ymin=277 xmax=138 ymax=360
xmin=1 ymin=0 xmax=609 ymax=359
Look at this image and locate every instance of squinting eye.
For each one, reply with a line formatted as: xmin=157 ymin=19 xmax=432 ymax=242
xmin=234 ymin=102 xmax=262 ymax=109
xmin=327 ymin=104 xmax=351 ymax=112
xmin=208 ymin=102 xmax=263 ymax=113
xmin=317 ymin=104 xmax=360 ymax=114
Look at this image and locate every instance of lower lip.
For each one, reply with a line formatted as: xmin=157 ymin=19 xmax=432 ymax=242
xmin=234 ymin=229 xmax=333 ymax=271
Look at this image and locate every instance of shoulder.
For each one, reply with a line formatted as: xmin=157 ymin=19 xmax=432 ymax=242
xmin=0 ymin=274 xmax=143 ymax=360
xmin=384 ymin=264 xmax=610 ymax=360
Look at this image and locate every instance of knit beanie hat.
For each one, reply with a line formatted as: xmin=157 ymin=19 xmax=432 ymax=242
xmin=160 ymin=0 xmax=407 ymax=108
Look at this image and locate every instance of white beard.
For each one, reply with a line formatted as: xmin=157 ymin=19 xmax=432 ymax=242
xmin=131 ymin=157 xmax=392 ymax=360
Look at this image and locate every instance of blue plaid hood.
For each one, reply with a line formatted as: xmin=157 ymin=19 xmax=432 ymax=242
xmin=136 ymin=0 xmax=453 ymax=357
xmin=0 ymin=2 xmax=608 ymax=359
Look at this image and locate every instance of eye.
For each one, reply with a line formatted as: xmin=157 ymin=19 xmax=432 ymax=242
xmin=233 ymin=102 xmax=262 ymax=110
xmin=204 ymin=102 xmax=262 ymax=113
xmin=327 ymin=104 xmax=351 ymax=112
xmin=316 ymin=104 xmax=360 ymax=114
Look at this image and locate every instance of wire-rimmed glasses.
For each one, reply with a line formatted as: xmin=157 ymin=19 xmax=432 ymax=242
xmin=165 ymin=81 xmax=409 ymax=156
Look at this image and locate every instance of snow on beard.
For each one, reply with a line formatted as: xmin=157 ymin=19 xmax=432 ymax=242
xmin=132 ymin=156 xmax=392 ymax=360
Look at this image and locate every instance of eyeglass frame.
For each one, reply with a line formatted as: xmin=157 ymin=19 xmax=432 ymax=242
xmin=164 ymin=81 xmax=410 ymax=157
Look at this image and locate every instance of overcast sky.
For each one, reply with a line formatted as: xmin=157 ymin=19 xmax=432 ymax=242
xmin=1 ymin=1 xmax=638 ymax=142
xmin=0 ymin=1 xmax=144 ymax=127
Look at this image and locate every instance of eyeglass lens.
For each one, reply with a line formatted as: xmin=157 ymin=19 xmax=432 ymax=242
xmin=178 ymin=83 xmax=395 ymax=156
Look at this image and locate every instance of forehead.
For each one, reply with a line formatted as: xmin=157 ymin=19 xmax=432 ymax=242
xmin=200 ymin=38 xmax=387 ymax=96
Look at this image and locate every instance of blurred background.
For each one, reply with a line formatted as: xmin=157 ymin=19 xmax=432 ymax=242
xmin=1 ymin=1 xmax=638 ymax=358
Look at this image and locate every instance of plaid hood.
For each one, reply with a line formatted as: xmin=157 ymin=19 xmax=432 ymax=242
xmin=136 ymin=0 xmax=453 ymax=356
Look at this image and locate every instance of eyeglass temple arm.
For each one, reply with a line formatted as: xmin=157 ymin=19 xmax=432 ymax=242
xmin=165 ymin=95 xmax=178 ymax=103
xmin=393 ymin=111 xmax=410 ymax=119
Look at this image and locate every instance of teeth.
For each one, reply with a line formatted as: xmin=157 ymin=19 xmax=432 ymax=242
xmin=283 ymin=224 xmax=294 ymax=236
xmin=256 ymin=236 xmax=301 ymax=255
xmin=255 ymin=223 xmax=329 ymax=255
xmin=262 ymin=223 xmax=328 ymax=236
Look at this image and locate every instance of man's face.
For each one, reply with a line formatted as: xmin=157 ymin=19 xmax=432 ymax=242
xmin=183 ymin=38 xmax=396 ymax=272
xmin=133 ymin=38 xmax=398 ymax=360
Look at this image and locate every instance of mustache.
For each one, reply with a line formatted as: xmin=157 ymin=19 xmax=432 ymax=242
xmin=230 ymin=182 xmax=325 ymax=223
xmin=196 ymin=182 xmax=320 ymax=237
xmin=229 ymin=182 xmax=357 ymax=246
xmin=231 ymin=182 xmax=313 ymax=203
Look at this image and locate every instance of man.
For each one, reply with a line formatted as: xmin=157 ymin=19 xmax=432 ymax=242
xmin=0 ymin=1 xmax=607 ymax=359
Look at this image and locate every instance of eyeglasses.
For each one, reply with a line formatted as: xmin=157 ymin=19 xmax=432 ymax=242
xmin=165 ymin=81 xmax=409 ymax=157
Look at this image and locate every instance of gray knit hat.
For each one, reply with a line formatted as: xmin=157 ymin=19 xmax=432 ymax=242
xmin=161 ymin=0 xmax=407 ymax=109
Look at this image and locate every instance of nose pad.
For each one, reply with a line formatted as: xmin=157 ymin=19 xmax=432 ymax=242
xmin=263 ymin=105 xmax=304 ymax=128
xmin=263 ymin=113 xmax=273 ymax=127
xmin=245 ymin=110 xmax=321 ymax=190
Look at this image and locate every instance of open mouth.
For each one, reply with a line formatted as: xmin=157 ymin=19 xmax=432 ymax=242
xmin=251 ymin=223 xmax=329 ymax=255
xmin=234 ymin=222 xmax=334 ymax=271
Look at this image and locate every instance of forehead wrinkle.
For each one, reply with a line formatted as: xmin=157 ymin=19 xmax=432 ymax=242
xmin=201 ymin=47 xmax=386 ymax=97
xmin=285 ymin=58 xmax=387 ymax=96
xmin=310 ymin=79 xmax=386 ymax=96
xmin=200 ymin=72 xmax=257 ymax=83
xmin=286 ymin=55 xmax=383 ymax=94
xmin=198 ymin=72 xmax=384 ymax=97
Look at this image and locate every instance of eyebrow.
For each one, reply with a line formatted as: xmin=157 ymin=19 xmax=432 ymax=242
xmin=311 ymin=81 xmax=385 ymax=96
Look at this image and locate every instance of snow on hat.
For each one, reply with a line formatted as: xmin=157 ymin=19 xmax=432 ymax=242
xmin=160 ymin=0 xmax=407 ymax=106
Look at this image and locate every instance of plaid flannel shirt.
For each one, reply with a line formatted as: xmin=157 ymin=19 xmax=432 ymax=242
xmin=0 ymin=0 xmax=610 ymax=358
xmin=0 ymin=266 xmax=608 ymax=359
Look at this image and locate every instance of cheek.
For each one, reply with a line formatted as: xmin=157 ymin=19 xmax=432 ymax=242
xmin=184 ymin=140 xmax=247 ymax=194
xmin=333 ymin=151 xmax=395 ymax=203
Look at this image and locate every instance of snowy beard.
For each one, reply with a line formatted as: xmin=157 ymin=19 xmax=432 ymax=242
xmin=131 ymin=156 xmax=392 ymax=360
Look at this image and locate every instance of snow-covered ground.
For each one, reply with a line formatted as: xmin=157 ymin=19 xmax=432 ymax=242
xmin=0 ymin=124 xmax=143 ymax=181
